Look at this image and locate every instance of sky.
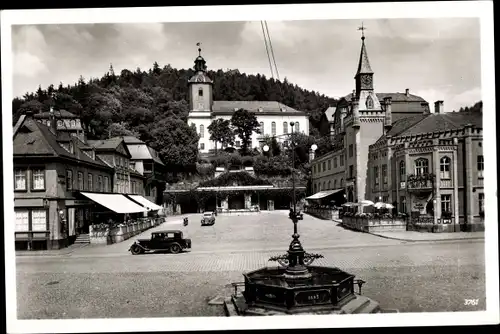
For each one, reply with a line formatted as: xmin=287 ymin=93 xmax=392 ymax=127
xmin=12 ymin=18 xmax=481 ymax=112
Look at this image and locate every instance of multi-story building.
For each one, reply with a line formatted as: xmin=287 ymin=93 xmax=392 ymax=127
xmin=123 ymin=136 xmax=167 ymax=205
xmin=186 ymin=47 xmax=309 ymax=153
xmin=13 ymin=110 xmax=115 ymax=250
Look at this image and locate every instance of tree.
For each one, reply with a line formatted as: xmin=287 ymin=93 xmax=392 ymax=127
xmin=231 ymin=108 xmax=261 ymax=155
xmin=208 ymin=119 xmax=234 ymax=154
xmin=108 ymin=122 xmax=141 ymax=138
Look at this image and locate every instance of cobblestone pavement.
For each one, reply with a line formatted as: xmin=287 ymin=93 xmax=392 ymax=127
xmin=14 ymin=212 xmax=486 ymax=318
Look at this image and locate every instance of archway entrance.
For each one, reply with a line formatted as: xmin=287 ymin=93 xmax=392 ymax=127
xmin=229 ymin=194 xmax=245 ymax=210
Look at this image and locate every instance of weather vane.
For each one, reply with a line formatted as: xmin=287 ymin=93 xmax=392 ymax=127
xmin=196 ymin=42 xmax=202 ymax=56
xmin=358 ymin=22 xmax=367 ymax=39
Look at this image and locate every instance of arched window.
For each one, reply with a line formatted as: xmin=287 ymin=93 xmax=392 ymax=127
xmin=414 ymin=158 xmax=429 ymax=176
xmin=323 ymin=181 xmax=326 ymax=190
xmin=399 ymin=161 xmax=406 ymax=181
xmin=340 ymin=178 xmax=344 ymax=187
xmin=328 ymin=180 xmax=331 ymax=189
xmin=333 ymin=179 xmax=337 ymax=189
xmin=198 ymin=87 xmax=203 ymax=97
xmin=440 ymin=156 xmax=451 ymax=179
xmin=199 ymin=125 xmax=204 ymax=138
xmin=283 ymin=122 xmax=288 ymax=134
xmin=271 ymin=122 xmax=276 ymax=136
xmin=295 ymin=122 xmax=300 ymax=133
xmin=259 ymin=122 xmax=264 ymax=134
xmin=366 ymin=95 xmax=374 ymax=109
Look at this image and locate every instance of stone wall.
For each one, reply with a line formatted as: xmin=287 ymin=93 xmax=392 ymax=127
xmin=341 ymin=216 xmax=406 ymax=233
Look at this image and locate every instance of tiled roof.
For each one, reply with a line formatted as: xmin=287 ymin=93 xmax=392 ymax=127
xmin=188 ymin=72 xmax=213 ymax=83
xmin=34 ymin=109 xmax=78 ymax=119
xmin=400 ymin=111 xmax=482 ymax=136
xmin=13 ymin=117 xmax=111 ymax=169
xmin=212 ymin=101 xmax=302 ymax=113
xmin=121 ymin=136 xmax=145 ymax=144
xmin=373 ymin=114 xmax=430 ymax=145
xmin=343 ymin=92 xmax=427 ymax=103
xmin=87 ymin=137 xmax=124 ymax=150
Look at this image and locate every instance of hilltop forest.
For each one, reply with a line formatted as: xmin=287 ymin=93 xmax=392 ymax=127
xmin=12 ymin=62 xmax=337 ymax=173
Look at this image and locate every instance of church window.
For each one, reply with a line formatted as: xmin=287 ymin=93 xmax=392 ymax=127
xmin=440 ymin=156 xmax=451 ymax=179
xmin=283 ymin=122 xmax=288 ymax=134
xmin=366 ymin=95 xmax=374 ymax=109
xmin=199 ymin=125 xmax=204 ymax=138
xmin=271 ymin=122 xmax=276 ymax=136
xmin=295 ymin=122 xmax=300 ymax=132
xmin=259 ymin=122 xmax=264 ymax=134
xmin=198 ymin=88 xmax=203 ymax=97
xmin=414 ymin=158 xmax=429 ymax=176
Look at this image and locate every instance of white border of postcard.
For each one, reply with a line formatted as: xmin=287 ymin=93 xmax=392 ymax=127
xmin=2 ymin=1 xmax=498 ymax=332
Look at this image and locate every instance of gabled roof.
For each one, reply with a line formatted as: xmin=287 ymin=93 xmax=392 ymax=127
xmin=212 ymin=101 xmax=303 ymax=114
xmin=33 ymin=109 xmax=78 ymax=119
xmin=87 ymin=137 xmax=124 ymax=150
xmin=122 ymin=138 xmax=165 ymax=165
xmin=13 ymin=117 xmax=112 ymax=169
xmin=343 ymin=92 xmax=427 ymax=103
xmin=399 ymin=111 xmax=482 ymax=136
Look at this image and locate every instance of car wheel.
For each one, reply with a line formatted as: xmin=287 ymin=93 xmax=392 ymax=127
xmin=130 ymin=245 xmax=142 ymax=255
xmin=170 ymin=243 xmax=181 ymax=254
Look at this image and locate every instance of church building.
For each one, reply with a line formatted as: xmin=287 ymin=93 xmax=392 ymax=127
xmin=186 ymin=47 xmax=310 ymax=153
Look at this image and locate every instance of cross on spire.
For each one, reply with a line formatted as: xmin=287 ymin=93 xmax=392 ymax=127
xmin=196 ymin=42 xmax=202 ymax=56
xmin=358 ymin=22 xmax=367 ymax=40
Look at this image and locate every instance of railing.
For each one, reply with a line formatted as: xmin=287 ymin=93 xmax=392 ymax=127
xmin=440 ymin=179 xmax=452 ymax=188
xmin=407 ymin=179 xmax=433 ymax=189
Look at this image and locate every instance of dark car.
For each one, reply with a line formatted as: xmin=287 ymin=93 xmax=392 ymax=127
xmin=129 ymin=230 xmax=191 ymax=255
xmin=201 ymin=211 xmax=216 ymax=226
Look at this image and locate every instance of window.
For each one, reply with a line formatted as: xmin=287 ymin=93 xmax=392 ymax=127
xmin=479 ymin=193 xmax=484 ymax=213
xmin=328 ymin=160 xmax=331 ymax=170
xmin=66 ymin=170 xmax=73 ymax=190
xmin=441 ymin=194 xmax=451 ymax=213
xmin=400 ymin=196 xmax=406 ymax=213
xmin=382 ymin=195 xmax=389 ymax=203
xmin=57 ymin=120 xmax=63 ymax=127
xmin=295 ymin=122 xmax=300 ymax=132
xmin=15 ymin=211 xmax=29 ymax=232
xmin=314 ymin=183 xmax=317 ymax=193
xmin=259 ymin=122 xmax=264 ymax=134
xmin=71 ymin=120 xmax=76 ymax=127
xmin=334 ymin=157 xmax=338 ymax=168
xmin=334 ymin=179 xmax=337 ymax=189
xmin=349 ymin=144 xmax=354 ymax=158
xmin=328 ymin=180 xmax=331 ymax=189
xmin=440 ymin=156 xmax=451 ymax=179
xmin=32 ymin=168 xmax=45 ymax=190
xmin=374 ymin=166 xmax=379 ymax=186
xmin=323 ymin=181 xmax=326 ymax=190
xmin=349 ymin=165 xmax=354 ymax=178
xmin=98 ymin=176 xmax=103 ymax=192
xmin=131 ymin=181 xmax=135 ymax=194
xmin=104 ymin=176 xmax=109 ymax=192
xmin=313 ymin=165 xmax=316 ymax=174
xmin=130 ymin=162 xmax=136 ymax=170
xmin=31 ymin=210 xmax=47 ymax=231
xmin=340 ymin=154 xmax=344 ymax=166
xmin=399 ymin=161 xmax=406 ymax=181
xmin=283 ymin=122 xmax=288 ymax=134
xmin=69 ymin=141 xmax=75 ymax=154
xmin=322 ymin=161 xmax=326 ymax=172
xmin=340 ymin=178 xmax=344 ymax=187
xmin=14 ymin=169 xmax=27 ymax=190
xmin=78 ymin=172 xmax=84 ymax=190
xmin=235 ymin=141 xmax=241 ymax=148
xmin=414 ymin=158 xmax=429 ymax=175
xmin=199 ymin=125 xmax=204 ymax=138
xmin=477 ymin=155 xmax=484 ymax=178
xmin=271 ymin=122 xmax=276 ymax=136
xmin=198 ymin=88 xmax=203 ymax=97
xmin=382 ymin=164 xmax=388 ymax=184
xmin=88 ymin=173 xmax=93 ymax=191
xmin=200 ymin=143 xmax=205 ymax=150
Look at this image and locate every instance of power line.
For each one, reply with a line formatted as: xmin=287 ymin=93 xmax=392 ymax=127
xmin=264 ymin=21 xmax=280 ymax=81
xmin=260 ymin=21 xmax=274 ymax=79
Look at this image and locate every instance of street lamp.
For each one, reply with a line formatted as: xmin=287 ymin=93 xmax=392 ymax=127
xmin=263 ymin=144 xmax=269 ymax=153
xmin=311 ymin=144 xmax=317 ymax=152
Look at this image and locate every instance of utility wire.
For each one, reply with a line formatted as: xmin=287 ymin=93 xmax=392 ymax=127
xmin=261 ymin=21 xmax=285 ymax=110
xmin=261 ymin=21 xmax=274 ymax=79
xmin=264 ymin=21 xmax=280 ymax=81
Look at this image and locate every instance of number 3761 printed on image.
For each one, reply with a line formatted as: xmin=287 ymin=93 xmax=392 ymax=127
xmin=464 ymin=299 xmax=480 ymax=306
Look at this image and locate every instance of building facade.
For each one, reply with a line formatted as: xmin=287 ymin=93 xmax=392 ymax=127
xmin=186 ymin=48 xmax=309 ymax=153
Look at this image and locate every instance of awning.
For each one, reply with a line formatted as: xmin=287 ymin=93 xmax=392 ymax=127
xmin=127 ymin=195 xmax=163 ymax=211
xmin=306 ymin=188 xmax=344 ymax=200
xmin=80 ymin=192 xmax=148 ymax=214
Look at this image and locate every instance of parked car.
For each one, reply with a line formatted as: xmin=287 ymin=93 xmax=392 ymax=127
xmin=129 ymin=230 xmax=191 ymax=255
xmin=201 ymin=211 xmax=216 ymax=226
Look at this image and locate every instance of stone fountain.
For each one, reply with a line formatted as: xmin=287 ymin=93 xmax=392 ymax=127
xmin=223 ymin=210 xmax=387 ymax=315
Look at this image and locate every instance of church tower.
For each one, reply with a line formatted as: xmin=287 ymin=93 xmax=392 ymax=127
xmin=188 ymin=44 xmax=213 ymax=112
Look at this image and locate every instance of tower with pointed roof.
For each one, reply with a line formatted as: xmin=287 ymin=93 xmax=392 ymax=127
xmin=188 ymin=44 xmax=213 ymax=113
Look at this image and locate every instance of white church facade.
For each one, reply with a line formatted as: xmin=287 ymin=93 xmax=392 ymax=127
xmin=186 ymin=48 xmax=309 ymax=154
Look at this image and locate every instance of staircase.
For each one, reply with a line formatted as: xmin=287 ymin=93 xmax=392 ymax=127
xmin=74 ymin=234 xmax=90 ymax=245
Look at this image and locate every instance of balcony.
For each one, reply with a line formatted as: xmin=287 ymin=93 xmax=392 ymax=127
xmin=440 ymin=179 xmax=452 ymax=188
xmin=406 ymin=173 xmax=435 ymax=192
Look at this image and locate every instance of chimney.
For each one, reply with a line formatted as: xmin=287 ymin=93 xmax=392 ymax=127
xmin=49 ymin=106 xmax=57 ymax=135
xmin=384 ymin=97 xmax=393 ymax=130
xmin=421 ymin=102 xmax=430 ymax=114
xmin=434 ymin=100 xmax=444 ymax=114
xmin=405 ymin=88 xmax=410 ymax=97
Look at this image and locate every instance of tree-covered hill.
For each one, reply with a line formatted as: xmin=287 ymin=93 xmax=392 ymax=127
xmin=12 ymin=62 xmax=337 ymax=139
xmin=454 ymin=100 xmax=482 ymax=113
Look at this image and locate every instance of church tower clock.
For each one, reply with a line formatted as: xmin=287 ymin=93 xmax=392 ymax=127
xmin=354 ymin=25 xmax=374 ymax=97
xmin=188 ymin=44 xmax=213 ymax=112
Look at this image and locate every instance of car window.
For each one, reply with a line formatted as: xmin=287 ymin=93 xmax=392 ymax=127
xmin=167 ymin=233 xmax=175 ymax=238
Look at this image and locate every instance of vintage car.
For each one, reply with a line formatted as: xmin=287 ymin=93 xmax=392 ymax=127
xmin=129 ymin=230 xmax=191 ymax=255
xmin=201 ymin=211 xmax=216 ymax=226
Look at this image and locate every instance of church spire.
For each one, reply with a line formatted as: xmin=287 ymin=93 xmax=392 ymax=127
xmin=355 ymin=22 xmax=373 ymax=77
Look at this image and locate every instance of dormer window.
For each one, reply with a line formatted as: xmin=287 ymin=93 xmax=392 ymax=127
xmin=280 ymin=107 xmax=286 ymax=112
xmin=57 ymin=120 xmax=63 ymax=127
xmin=70 ymin=120 xmax=76 ymax=127
xmin=69 ymin=141 xmax=75 ymax=154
